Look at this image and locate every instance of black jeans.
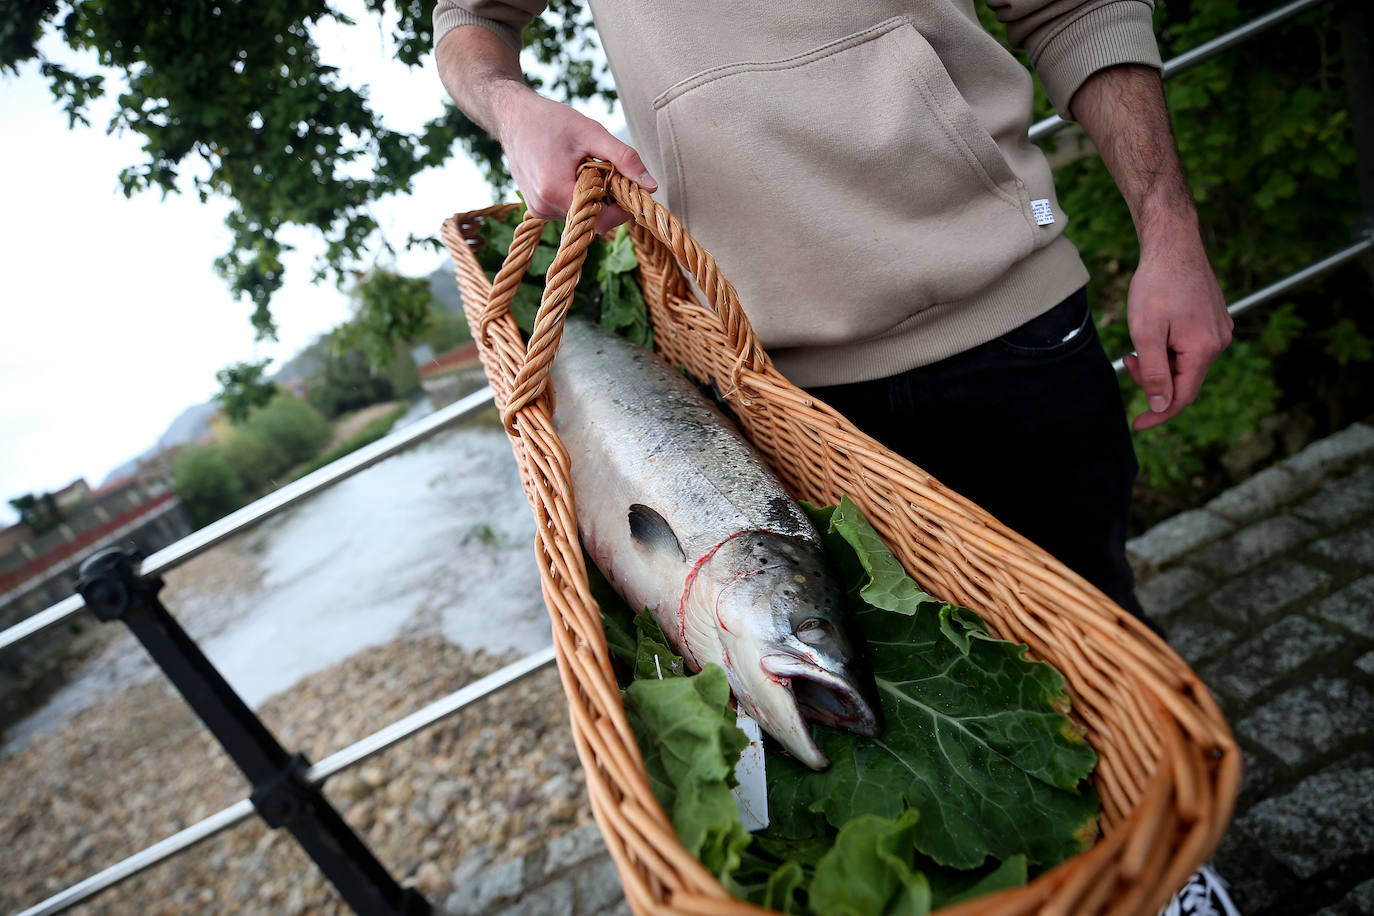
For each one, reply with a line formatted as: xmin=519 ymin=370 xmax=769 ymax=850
xmin=809 ymin=288 xmax=1153 ymax=629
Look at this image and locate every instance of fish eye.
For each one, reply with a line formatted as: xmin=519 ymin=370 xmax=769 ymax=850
xmin=796 ymin=618 xmax=834 ymax=643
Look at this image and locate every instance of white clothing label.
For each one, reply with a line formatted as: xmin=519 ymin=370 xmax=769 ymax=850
xmin=731 ymin=713 xmax=769 ymax=831
xmin=1031 ymin=199 xmax=1055 ymax=226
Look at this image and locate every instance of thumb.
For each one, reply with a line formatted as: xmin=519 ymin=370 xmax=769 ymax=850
xmin=1131 ymin=325 xmax=1175 ymax=417
xmin=601 ymin=137 xmax=657 ymax=192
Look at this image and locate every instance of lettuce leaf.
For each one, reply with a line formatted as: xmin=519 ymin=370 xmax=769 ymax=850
xmin=604 ymin=496 xmax=1100 ymax=913
xmin=807 ymin=808 xmax=930 ymax=916
xmin=623 ymin=665 xmax=752 ymax=884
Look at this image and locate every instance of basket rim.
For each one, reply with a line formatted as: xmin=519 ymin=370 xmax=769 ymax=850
xmin=437 ymin=162 xmax=1242 ymax=916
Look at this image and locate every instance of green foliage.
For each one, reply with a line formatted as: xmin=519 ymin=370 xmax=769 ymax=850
xmin=623 ymin=666 xmax=754 ymax=885
xmin=294 ymin=402 xmax=409 ymax=478
xmin=1044 ymin=2 xmax=1371 ymax=502
xmin=213 ymin=358 xmax=279 ymax=425
xmin=7 ymin=492 xmax=62 ymax=534
xmin=305 ymin=333 xmax=399 ymax=419
xmin=426 ymin=305 xmax=473 ymax=354
xmin=242 ymin=393 xmax=331 ymax=467
xmin=217 ymin=427 xmax=288 ymax=494
xmin=476 ymin=209 xmax=652 ymax=346
xmin=336 ymin=269 xmax=440 ymax=370
xmin=1 ymin=0 xmax=613 ymax=337
xmin=173 ymin=445 xmax=246 ymax=529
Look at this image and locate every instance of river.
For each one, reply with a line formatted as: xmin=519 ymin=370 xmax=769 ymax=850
xmin=1 ymin=398 xmax=552 ymax=755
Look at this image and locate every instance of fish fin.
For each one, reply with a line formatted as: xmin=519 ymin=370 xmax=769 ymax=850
xmin=627 ymin=504 xmax=685 ymax=562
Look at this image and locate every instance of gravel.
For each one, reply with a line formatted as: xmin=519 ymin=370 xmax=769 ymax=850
xmin=2 ymin=530 xmax=588 ymax=915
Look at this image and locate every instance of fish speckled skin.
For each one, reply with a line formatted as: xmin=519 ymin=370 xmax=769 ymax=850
xmin=550 ymin=317 xmax=879 ymax=769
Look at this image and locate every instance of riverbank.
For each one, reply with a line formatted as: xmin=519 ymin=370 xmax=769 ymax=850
xmin=0 ymin=632 xmax=588 ymax=915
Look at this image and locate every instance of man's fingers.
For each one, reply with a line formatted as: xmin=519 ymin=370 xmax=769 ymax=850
xmin=1130 ymin=329 xmax=1175 ymax=417
xmin=605 ymin=143 xmax=657 ymax=192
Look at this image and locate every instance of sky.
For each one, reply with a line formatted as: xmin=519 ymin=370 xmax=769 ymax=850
xmin=0 ymin=7 xmax=619 ymax=525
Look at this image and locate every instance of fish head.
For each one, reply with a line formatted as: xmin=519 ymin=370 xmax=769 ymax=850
xmin=698 ymin=532 xmax=881 ymax=770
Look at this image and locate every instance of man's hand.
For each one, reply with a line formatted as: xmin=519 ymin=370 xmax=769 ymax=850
xmin=1122 ymin=231 xmax=1231 ymax=430
xmin=1070 ymin=64 xmax=1232 ymax=430
xmin=436 ymin=25 xmax=656 ymax=234
xmin=498 ymin=90 xmax=656 ymax=234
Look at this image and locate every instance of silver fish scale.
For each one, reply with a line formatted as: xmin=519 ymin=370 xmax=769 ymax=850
xmin=549 ymin=319 xmax=815 ymax=562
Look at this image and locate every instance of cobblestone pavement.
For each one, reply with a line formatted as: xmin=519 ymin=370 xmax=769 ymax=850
xmin=436 ymin=422 xmax=1374 ymax=916
xmin=1126 ymin=421 xmax=1374 ymax=916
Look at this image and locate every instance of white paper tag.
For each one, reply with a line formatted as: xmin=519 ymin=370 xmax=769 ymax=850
xmin=1031 ymin=198 xmax=1055 ymax=226
xmin=731 ymin=713 xmax=769 ymax=831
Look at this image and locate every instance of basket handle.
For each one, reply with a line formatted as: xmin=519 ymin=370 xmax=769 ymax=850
xmin=494 ymin=160 xmax=769 ymax=431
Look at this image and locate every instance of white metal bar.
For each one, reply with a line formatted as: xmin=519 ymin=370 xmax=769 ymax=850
xmin=1029 ymin=0 xmax=1332 ymax=143
xmin=1113 ymin=237 xmax=1374 ymax=374
xmin=0 ymin=387 xmax=497 ymax=654
xmin=307 ymin=644 xmax=558 ymax=782
xmin=10 ymin=644 xmax=558 ymax=916
xmin=13 ymin=800 xmax=257 ymax=916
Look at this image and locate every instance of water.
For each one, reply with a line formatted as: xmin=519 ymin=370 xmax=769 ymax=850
xmin=2 ymin=399 xmax=552 ymax=753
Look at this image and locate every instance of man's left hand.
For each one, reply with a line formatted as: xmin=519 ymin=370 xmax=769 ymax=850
xmin=1122 ymin=234 xmax=1232 ymax=431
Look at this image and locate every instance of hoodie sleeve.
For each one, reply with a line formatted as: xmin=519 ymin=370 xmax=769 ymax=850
xmin=984 ymin=0 xmax=1162 ymax=118
xmin=433 ymin=0 xmax=548 ymax=54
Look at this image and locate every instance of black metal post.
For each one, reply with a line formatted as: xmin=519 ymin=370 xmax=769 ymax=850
xmin=75 ymin=548 xmax=430 ymax=916
xmin=1343 ymin=0 xmax=1374 ymax=243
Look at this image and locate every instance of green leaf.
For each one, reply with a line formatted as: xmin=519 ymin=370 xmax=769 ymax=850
xmin=622 ymin=666 xmax=752 ymax=883
xmin=510 ymin=283 xmax=545 ymax=335
xmin=802 ymin=497 xmax=936 ymax=614
xmin=634 ymin=611 xmax=687 ymax=680
xmin=927 ymin=854 xmax=1028 ymax=911
xmin=805 ymin=600 xmax=1099 ymax=869
xmin=599 ymin=272 xmax=653 ymax=347
xmin=763 ymin=860 xmax=808 ymax=914
xmin=808 ymin=808 xmax=931 ymax=916
xmin=597 ymin=224 xmax=640 ymax=279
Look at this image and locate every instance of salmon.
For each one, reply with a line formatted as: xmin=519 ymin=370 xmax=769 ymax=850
xmin=550 ymin=317 xmax=879 ymax=769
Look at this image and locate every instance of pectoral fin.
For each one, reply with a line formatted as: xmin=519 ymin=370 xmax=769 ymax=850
xmin=628 ymin=504 xmax=685 ymax=561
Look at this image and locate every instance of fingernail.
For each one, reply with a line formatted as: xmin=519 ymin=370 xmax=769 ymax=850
xmin=1149 ymin=395 xmax=1169 ymax=413
xmin=638 ymin=170 xmax=657 ymax=189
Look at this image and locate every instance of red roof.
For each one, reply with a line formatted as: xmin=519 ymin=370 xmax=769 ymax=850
xmin=419 ymin=343 xmax=482 ymax=379
xmin=0 ymin=491 xmax=177 ymax=596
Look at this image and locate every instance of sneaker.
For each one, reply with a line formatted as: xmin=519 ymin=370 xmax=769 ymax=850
xmin=1158 ymin=864 xmax=1241 ymax=916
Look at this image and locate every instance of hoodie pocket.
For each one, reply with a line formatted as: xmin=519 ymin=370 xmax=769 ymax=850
xmin=651 ymin=17 xmax=1040 ymax=350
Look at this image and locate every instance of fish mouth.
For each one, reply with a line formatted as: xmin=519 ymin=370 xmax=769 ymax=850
xmin=761 ymin=652 xmax=882 ymax=739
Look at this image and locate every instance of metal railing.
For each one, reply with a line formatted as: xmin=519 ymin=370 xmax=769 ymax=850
xmin=3 ymin=0 xmax=1369 ymax=913
xmin=4 ymin=387 xmax=560 ymax=916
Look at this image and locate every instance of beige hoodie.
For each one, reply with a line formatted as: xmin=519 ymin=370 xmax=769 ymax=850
xmin=434 ymin=1 xmax=1161 ymax=387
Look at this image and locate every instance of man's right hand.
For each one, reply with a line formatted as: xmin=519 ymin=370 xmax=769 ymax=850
xmin=497 ymin=90 xmax=656 ymax=234
xmin=436 ymin=24 xmax=655 ymax=234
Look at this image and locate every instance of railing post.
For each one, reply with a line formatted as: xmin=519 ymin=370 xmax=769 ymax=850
xmin=74 ymin=548 xmax=430 ymax=915
xmin=1343 ymin=0 xmax=1374 ymax=245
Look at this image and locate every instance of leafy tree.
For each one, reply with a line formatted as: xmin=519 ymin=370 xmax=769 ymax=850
xmin=242 ymin=393 xmax=331 ymax=466
xmin=305 ymin=333 xmax=399 ymax=418
xmin=218 ymin=427 xmax=289 ymax=495
xmin=425 ymin=304 xmax=472 ymax=354
xmin=1067 ymin=1 xmax=1369 ymax=505
xmin=173 ymin=445 xmax=246 ymax=528
xmin=335 ymin=269 xmax=441 ymax=369
xmin=214 ymin=358 xmax=279 ymax=424
xmin=7 ymin=492 xmax=62 ymax=534
xmin=0 ymin=0 xmax=613 ymax=338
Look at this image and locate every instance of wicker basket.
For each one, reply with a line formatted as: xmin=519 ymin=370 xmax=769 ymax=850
xmin=439 ymin=161 xmax=1240 ymax=916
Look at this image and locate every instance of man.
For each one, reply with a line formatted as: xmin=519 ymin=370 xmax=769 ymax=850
xmin=431 ymin=1 xmax=1232 ymax=625
xmin=435 ymin=11 xmax=1242 ymax=911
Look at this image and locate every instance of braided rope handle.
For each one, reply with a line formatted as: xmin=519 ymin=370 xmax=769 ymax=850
xmin=491 ymin=161 xmax=768 ymax=431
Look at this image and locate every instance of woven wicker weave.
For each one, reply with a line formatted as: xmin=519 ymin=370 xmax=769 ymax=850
xmin=439 ymin=161 xmax=1241 ymax=916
